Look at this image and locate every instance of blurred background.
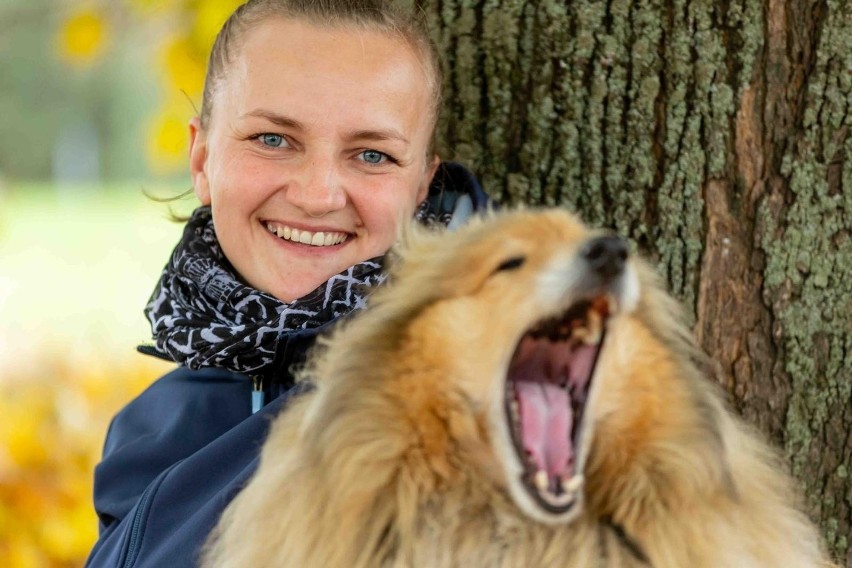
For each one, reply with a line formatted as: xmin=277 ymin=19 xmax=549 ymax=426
xmin=0 ymin=1 xmax=242 ymax=565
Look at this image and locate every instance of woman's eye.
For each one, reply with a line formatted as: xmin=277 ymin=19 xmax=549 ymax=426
xmin=257 ymin=133 xmax=287 ymax=148
xmin=359 ymin=150 xmax=389 ymax=165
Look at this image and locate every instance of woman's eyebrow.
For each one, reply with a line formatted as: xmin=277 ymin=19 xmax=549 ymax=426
xmin=240 ymin=109 xmax=410 ymax=147
xmin=347 ymin=128 xmax=410 ymax=146
xmin=241 ymin=109 xmax=304 ymax=130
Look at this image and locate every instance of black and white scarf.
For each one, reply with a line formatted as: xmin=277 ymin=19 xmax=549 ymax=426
xmin=143 ymin=206 xmax=387 ymax=374
xmin=142 ymin=163 xmax=486 ymax=376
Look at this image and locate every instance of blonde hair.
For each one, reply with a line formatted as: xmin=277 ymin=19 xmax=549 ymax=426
xmin=200 ymin=0 xmax=443 ymax=152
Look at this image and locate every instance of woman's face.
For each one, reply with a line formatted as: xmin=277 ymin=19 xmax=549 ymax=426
xmin=190 ymin=18 xmax=439 ymax=302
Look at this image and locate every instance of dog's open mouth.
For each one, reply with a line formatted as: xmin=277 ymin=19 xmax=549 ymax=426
xmin=505 ymin=296 xmax=611 ymax=513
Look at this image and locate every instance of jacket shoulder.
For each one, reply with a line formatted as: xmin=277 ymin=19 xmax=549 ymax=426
xmin=92 ymin=367 xmax=252 ymax=530
xmin=87 ymin=366 xmax=296 ymax=567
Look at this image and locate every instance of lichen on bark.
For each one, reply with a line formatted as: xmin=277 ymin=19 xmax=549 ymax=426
xmin=757 ymin=0 xmax=852 ymax=558
xmin=429 ymin=0 xmax=742 ymax=309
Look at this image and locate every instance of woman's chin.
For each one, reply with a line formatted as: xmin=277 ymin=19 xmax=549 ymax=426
xmin=261 ymin=259 xmax=368 ymax=304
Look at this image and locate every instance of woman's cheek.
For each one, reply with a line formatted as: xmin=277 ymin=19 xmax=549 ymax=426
xmin=361 ymin=184 xmax=421 ymax=248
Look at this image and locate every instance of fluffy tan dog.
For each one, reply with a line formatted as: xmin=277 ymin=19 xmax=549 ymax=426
xmin=202 ymin=209 xmax=835 ymax=568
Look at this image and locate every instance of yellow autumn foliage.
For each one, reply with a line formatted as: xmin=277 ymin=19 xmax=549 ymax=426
xmin=148 ymin=98 xmax=192 ymax=174
xmin=146 ymin=0 xmax=241 ymax=174
xmin=161 ymin=35 xmax=207 ymax=99
xmin=0 ymin=357 xmax=174 ymax=567
xmin=54 ymin=0 xmax=242 ymax=174
xmin=191 ymin=0 xmax=244 ymax=52
xmin=56 ymin=8 xmax=109 ymax=66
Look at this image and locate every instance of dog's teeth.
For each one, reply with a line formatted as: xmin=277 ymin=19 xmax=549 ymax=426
xmin=534 ymin=470 xmax=549 ymax=492
xmin=583 ymin=310 xmax=603 ymax=345
xmin=584 ymin=329 xmax=601 ymax=345
xmin=562 ymin=474 xmax=585 ymax=494
xmin=606 ymin=293 xmax=618 ymax=313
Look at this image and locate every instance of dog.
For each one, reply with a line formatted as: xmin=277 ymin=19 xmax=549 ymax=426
xmin=202 ymin=209 xmax=835 ymax=568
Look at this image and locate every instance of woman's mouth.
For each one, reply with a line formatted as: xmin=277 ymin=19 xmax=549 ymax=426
xmin=264 ymin=221 xmax=350 ymax=247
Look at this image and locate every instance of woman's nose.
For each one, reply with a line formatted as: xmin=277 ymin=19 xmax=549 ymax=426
xmin=287 ymin=158 xmax=347 ymax=217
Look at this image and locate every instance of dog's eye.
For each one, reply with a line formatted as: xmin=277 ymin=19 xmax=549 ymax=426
xmin=495 ymin=256 xmax=526 ymax=272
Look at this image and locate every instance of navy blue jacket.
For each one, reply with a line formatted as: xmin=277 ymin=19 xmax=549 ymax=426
xmin=85 ymin=329 xmax=319 ymax=568
xmin=86 ymin=162 xmax=490 ymax=567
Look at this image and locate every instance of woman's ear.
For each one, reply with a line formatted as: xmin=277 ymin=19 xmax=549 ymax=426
xmin=189 ymin=117 xmax=211 ymax=205
xmin=417 ymin=155 xmax=441 ymax=204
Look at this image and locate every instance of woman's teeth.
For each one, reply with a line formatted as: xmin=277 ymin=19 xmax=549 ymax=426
xmin=265 ymin=222 xmax=348 ymax=247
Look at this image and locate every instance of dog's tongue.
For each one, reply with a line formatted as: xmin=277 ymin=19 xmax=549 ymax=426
xmin=510 ymin=340 xmax=574 ymax=478
xmin=515 ymin=381 xmax=572 ymax=478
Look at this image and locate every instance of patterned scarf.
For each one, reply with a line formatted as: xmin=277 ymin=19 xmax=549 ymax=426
xmin=142 ymin=163 xmax=486 ymax=376
xmin=143 ymin=206 xmax=386 ymax=374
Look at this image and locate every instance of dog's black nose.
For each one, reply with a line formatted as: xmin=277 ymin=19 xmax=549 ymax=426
xmin=582 ymin=236 xmax=628 ymax=280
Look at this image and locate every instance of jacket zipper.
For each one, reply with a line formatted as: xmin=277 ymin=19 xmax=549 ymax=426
xmin=121 ymin=375 xmax=265 ymax=566
xmin=251 ymin=375 xmax=265 ymax=413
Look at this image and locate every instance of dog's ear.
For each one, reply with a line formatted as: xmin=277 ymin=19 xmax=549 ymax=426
xmin=385 ymin=220 xmax=443 ymax=274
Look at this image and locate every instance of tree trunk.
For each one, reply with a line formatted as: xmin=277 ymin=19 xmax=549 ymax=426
xmin=424 ymin=0 xmax=851 ymax=564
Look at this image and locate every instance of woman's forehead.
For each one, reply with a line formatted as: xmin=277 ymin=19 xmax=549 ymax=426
xmin=211 ymin=18 xmax=434 ymax=136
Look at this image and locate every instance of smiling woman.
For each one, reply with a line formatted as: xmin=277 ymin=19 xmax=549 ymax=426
xmin=84 ymin=2 xmax=489 ymax=567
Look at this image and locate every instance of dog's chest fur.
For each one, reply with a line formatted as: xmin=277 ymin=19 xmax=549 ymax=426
xmin=376 ymin=473 xmax=650 ymax=568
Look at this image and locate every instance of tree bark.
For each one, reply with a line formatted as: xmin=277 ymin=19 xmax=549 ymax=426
xmin=424 ymin=0 xmax=851 ymax=564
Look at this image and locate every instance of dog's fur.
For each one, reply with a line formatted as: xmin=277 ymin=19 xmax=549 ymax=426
xmin=202 ymin=209 xmax=834 ymax=568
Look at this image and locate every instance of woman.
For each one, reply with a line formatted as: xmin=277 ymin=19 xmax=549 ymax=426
xmin=86 ymin=1 xmax=488 ymax=566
